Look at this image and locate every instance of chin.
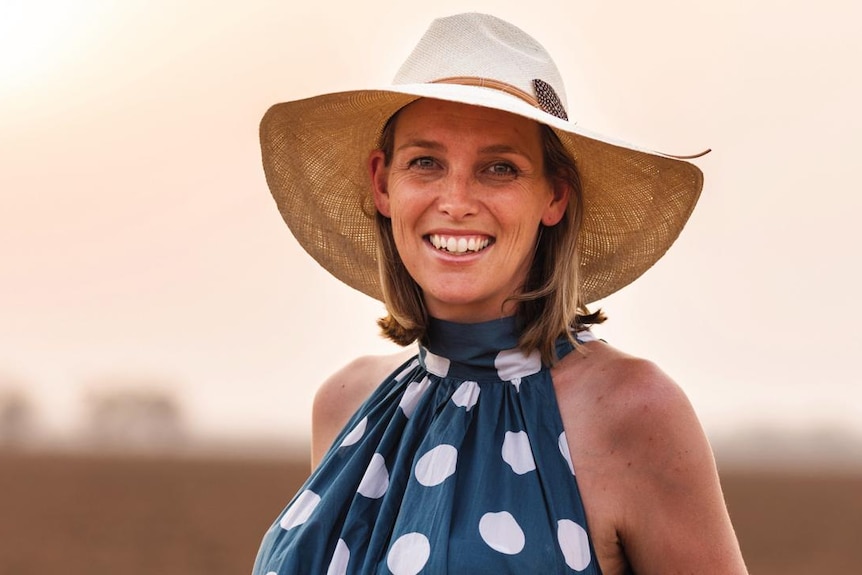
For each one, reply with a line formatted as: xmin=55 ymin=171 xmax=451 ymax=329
xmin=423 ymin=291 xmax=511 ymax=322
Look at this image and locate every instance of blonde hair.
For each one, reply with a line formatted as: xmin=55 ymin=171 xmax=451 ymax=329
xmin=374 ymin=115 xmax=604 ymax=364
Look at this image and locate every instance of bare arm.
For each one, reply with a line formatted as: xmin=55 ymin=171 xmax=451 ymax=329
xmin=310 ymin=350 xmax=415 ymax=469
xmin=609 ymin=359 xmax=748 ymax=574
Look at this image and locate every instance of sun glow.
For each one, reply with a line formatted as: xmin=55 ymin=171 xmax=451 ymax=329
xmin=0 ymin=1 xmax=112 ymax=101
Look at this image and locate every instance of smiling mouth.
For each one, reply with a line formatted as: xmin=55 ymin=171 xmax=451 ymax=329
xmin=428 ymin=234 xmax=493 ymax=255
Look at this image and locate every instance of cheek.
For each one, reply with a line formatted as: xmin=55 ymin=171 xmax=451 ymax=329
xmin=388 ymin=188 xmax=430 ymax=229
xmin=497 ymin=198 xmax=545 ymax=231
xmin=391 ymin=217 xmax=412 ymax=247
xmin=388 ymin=202 xmax=424 ymax=255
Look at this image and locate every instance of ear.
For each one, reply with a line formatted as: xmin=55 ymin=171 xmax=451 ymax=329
xmin=369 ymin=150 xmax=392 ymax=217
xmin=541 ymin=176 xmax=570 ymax=226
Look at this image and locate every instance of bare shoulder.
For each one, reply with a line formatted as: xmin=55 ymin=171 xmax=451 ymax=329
xmin=553 ymin=340 xmax=700 ymax=448
xmin=552 ymin=341 xmax=708 ymax=499
xmin=553 ymin=341 xmax=748 ymax=573
xmin=569 ymin=343 xmax=715 ymax=490
xmin=311 ymin=348 xmax=416 ymax=468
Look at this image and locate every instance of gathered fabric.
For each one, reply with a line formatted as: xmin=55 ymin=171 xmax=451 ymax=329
xmin=253 ymin=316 xmax=602 ymax=575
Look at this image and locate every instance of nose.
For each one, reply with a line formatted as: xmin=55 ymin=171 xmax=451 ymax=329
xmin=437 ymin=173 xmax=478 ymax=220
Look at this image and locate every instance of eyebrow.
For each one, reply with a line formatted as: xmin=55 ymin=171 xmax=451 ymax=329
xmin=395 ymin=139 xmax=445 ymax=153
xmin=478 ymin=144 xmax=526 ymax=156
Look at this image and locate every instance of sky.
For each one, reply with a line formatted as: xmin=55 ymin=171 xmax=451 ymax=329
xmin=1 ymin=0 xmax=860 ymax=448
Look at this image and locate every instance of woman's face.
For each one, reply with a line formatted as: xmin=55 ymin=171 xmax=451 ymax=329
xmin=370 ymin=99 xmax=569 ymax=323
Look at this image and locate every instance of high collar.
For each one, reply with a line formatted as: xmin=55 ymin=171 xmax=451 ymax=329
xmin=419 ymin=316 xmax=543 ymax=382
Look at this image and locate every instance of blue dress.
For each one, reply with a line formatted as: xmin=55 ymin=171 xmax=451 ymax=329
xmin=253 ymin=316 xmax=603 ymax=574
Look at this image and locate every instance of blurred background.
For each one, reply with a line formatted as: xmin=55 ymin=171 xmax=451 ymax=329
xmin=1 ymin=0 xmax=860 ymax=573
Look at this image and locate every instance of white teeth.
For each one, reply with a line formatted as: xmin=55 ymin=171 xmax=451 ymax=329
xmin=429 ymin=234 xmax=490 ymax=254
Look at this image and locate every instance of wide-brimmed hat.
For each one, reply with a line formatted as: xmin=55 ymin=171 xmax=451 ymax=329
xmin=260 ymin=12 xmax=705 ymax=304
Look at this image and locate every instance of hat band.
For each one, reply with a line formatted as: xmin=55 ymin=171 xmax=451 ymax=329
xmin=432 ymin=76 xmax=568 ymax=121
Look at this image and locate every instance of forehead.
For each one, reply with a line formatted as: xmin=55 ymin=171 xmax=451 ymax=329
xmin=393 ymin=98 xmax=544 ymax=147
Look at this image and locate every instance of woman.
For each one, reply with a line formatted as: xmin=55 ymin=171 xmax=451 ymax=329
xmin=254 ymin=12 xmax=748 ymax=575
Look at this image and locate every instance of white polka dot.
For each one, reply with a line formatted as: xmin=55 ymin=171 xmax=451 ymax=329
xmin=422 ymin=350 xmax=451 ymax=377
xmin=326 ymin=538 xmax=350 ymax=575
xmin=399 ymin=376 xmax=431 ymax=418
xmin=559 ymin=431 xmax=575 ymax=475
xmin=479 ymin=511 xmax=525 ymax=554
xmin=394 ymin=358 xmax=420 ymax=382
xmin=357 ymin=453 xmax=389 ymax=499
xmin=451 ymin=380 xmax=480 ymax=410
xmin=415 ymin=444 xmax=458 ymax=486
xmin=340 ymin=416 xmax=367 ymax=448
xmin=495 ymin=347 xmax=542 ymax=380
xmin=557 ymin=519 xmax=591 ymax=571
xmin=279 ymin=489 xmax=320 ymax=530
xmin=510 ymin=377 xmax=522 ymax=392
xmin=386 ymin=532 xmax=430 ymax=575
xmin=575 ymin=329 xmax=598 ymax=343
xmin=501 ymin=431 xmax=536 ymax=475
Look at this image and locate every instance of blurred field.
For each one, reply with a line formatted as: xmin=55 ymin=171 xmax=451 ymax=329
xmin=1 ymin=449 xmax=861 ymax=574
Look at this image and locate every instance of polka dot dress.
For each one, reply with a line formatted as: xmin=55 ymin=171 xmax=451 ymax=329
xmin=253 ymin=316 xmax=602 ymax=574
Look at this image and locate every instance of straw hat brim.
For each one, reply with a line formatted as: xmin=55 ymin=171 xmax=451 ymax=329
xmin=260 ymin=83 xmax=703 ymax=304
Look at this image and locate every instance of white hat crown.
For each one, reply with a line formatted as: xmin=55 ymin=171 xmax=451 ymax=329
xmin=393 ymin=13 xmax=569 ymax=121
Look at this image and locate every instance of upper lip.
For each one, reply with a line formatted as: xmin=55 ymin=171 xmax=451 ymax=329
xmin=424 ymin=229 xmax=493 ymax=238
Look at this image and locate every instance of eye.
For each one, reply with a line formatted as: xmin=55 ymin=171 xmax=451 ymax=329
xmin=408 ymin=156 xmax=439 ymax=170
xmin=486 ymin=162 xmax=518 ymax=177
